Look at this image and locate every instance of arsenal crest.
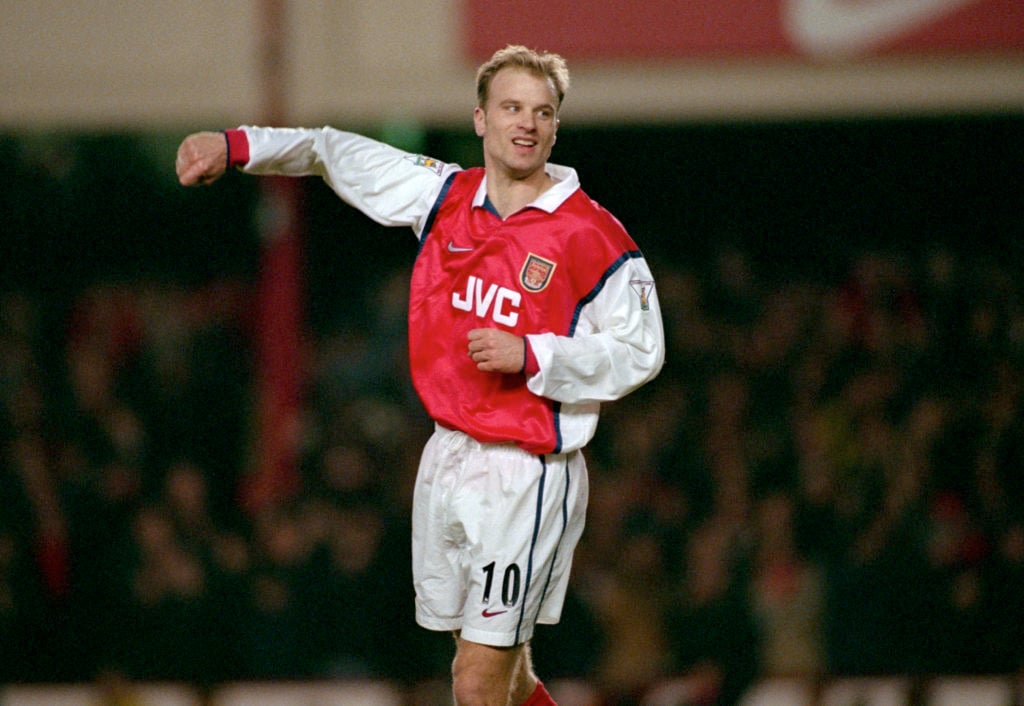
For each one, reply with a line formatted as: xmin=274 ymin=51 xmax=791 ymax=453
xmin=520 ymin=253 xmax=557 ymax=292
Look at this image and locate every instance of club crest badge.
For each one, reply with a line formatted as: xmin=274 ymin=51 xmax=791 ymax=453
xmin=630 ymin=279 xmax=655 ymax=311
xmin=520 ymin=253 xmax=556 ymax=292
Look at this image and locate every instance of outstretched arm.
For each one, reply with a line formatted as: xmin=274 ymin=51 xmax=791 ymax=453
xmin=176 ymin=131 xmax=228 ymax=186
xmin=175 ymin=126 xmax=457 ymax=234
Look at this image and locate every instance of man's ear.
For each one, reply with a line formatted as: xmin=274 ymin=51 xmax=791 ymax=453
xmin=473 ymin=106 xmax=486 ymax=137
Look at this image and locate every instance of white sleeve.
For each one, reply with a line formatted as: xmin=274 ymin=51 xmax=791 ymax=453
xmin=239 ymin=125 xmax=459 ymax=234
xmin=525 ymin=256 xmax=665 ymax=404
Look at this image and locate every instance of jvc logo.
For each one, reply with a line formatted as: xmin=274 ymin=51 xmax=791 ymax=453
xmin=452 ymin=275 xmax=521 ymax=327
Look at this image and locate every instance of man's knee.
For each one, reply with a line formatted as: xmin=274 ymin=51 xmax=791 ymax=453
xmin=452 ymin=665 xmax=495 ymax=706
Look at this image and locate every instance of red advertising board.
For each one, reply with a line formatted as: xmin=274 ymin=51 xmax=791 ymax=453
xmin=464 ymin=0 xmax=1024 ymax=61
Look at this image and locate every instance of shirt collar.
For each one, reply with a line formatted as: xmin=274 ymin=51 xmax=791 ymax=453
xmin=472 ymin=164 xmax=580 ymax=215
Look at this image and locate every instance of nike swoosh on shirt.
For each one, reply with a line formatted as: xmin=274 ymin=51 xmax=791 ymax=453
xmin=782 ymin=0 xmax=980 ymax=57
xmin=448 ymin=241 xmax=475 ymax=253
xmin=481 ymin=608 xmax=508 ymax=618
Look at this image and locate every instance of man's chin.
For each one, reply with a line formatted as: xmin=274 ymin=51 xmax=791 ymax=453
xmin=506 ymin=159 xmax=547 ymax=181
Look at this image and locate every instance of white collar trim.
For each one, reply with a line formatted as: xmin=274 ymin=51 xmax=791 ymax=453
xmin=472 ymin=164 xmax=580 ymax=214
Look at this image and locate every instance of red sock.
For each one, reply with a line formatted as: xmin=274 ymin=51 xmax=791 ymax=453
xmin=522 ymin=680 xmax=556 ymax=706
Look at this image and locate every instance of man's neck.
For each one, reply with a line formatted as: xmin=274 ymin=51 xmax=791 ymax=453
xmin=484 ymin=168 xmax=553 ymax=219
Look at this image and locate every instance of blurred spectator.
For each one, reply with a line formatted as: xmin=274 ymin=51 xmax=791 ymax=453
xmin=0 ymin=527 xmax=48 ymax=682
xmin=301 ymin=497 xmax=408 ymax=679
xmin=662 ymin=520 xmax=759 ymax=706
xmin=984 ymin=523 xmax=1024 ymax=673
xmin=118 ymin=503 xmax=210 ymax=681
xmin=584 ymin=509 xmax=674 ymax=703
xmin=238 ymin=504 xmax=315 ymax=678
xmin=748 ymin=492 xmax=824 ymax=677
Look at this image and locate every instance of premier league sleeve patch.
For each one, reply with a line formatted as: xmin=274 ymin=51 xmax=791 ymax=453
xmin=630 ymin=279 xmax=654 ymax=311
xmin=404 ymin=154 xmax=445 ymax=175
xmin=520 ymin=253 xmax=557 ymax=292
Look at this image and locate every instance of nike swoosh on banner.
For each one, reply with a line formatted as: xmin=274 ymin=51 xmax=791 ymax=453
xmin=448 ymin=241 xmax=474 ymax=253
xmin=782 ymin=0 xmax=980 ymax=57
xmin=481 ymin=609 xmax=508 ymax=618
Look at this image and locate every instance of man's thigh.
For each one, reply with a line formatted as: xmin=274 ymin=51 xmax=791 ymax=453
xmin=413 ymin=429 xmax=588 ymax=646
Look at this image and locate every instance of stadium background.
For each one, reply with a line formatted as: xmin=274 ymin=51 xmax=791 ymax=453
xmin=2 ymin=1 xmax=1024 ymax=704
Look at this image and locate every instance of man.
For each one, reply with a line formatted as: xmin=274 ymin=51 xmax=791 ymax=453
xmin=176 ymin=45 xmax=664 ymax=706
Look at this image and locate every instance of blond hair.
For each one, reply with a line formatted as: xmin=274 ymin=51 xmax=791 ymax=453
xmin=475 ymin=45 xmax=570 ymax=110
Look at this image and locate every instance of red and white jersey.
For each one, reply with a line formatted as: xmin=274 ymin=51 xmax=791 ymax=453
xmin=236 ymin=126 xmax=665 ymax=454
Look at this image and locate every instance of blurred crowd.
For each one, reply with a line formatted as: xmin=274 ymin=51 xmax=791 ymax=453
xmin=1 ymin=241 xmax=1023 ymax=705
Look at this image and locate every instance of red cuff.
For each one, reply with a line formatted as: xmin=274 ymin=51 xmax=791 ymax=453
xmin=522 ymin=337 xmax=539 ymax=377
xmin=224 ymin=129 xmax=250 ymax=168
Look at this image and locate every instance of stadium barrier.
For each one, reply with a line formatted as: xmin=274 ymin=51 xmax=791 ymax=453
xmin=733 ymin=675 xmax=1016 ymax=706
xmin=0 ymin=682 xmax=200 ymax=706
xmin=0 ymin=675 xmax=1019 ymax=706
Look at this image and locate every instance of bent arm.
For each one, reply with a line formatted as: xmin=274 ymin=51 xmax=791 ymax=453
xmin=526 ymin=257 xmax=665 ymax=404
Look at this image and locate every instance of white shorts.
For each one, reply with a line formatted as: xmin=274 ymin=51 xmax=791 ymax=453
xmin=412 ymin=425 xmax=589 ymax=647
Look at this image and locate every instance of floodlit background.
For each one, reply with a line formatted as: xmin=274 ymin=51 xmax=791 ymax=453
xmin=1 ymin=2 xmax=1023 ymax=705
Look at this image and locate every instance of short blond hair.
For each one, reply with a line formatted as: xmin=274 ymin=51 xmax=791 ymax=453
xmin=475 ymin=45 xmax=570 ymax=110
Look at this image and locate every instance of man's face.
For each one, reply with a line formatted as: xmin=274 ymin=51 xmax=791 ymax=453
xmin=473 ymin=67 xmax=559 ymax=181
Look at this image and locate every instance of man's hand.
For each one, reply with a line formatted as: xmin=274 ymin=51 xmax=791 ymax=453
xmin=467 ymin=328 xmax=525 ymax=374
xmin=176 ymin=131 xmax=228 ymax=186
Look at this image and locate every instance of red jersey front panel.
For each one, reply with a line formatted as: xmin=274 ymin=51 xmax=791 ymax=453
xmin=408 ymin=168 xmax=639 ymax=454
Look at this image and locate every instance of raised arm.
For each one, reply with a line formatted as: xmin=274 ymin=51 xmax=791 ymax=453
xmin=175 ymin=126 xmax=459 ymax=234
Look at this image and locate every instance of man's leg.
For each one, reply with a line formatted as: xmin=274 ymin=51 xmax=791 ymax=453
xmin=452 ymin=636 xmax=552 ymax=706
xmin=509 ymin=642 xmax=557 ymax=705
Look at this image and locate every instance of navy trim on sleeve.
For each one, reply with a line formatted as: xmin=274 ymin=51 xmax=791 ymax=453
xmin=418 ymin=171 xmax=459 ymax=253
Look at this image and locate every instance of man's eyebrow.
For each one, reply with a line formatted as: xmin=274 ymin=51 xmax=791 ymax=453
xmin=500 ymin=98 xmax=556 ymax=111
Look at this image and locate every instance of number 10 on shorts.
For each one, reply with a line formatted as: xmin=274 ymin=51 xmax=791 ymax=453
xmin=482 ymin=561 xmax=521 ymax=608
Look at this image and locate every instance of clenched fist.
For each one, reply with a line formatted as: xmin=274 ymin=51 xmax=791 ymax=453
xmin=176 ymin=131 xmax=228 ymax=186
xmin=467 ymin=328 xmax=526 ymax=374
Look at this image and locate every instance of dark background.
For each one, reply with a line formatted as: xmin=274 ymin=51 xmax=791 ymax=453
xmin=2 ymin=113 xmax=1023 ymax=694
xmin=4 ymin=113 xmax=1021 ymax=325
